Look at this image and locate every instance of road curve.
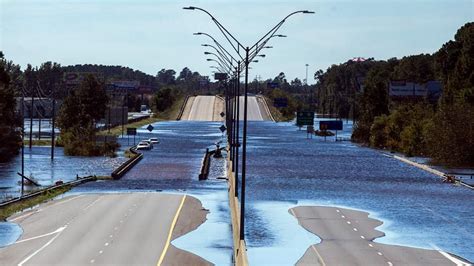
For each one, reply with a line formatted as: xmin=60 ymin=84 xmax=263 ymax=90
xmin=290 ymin=206 xmax=471 ymax=266
xmin=0 ymin=193 xmax=210 ymax=265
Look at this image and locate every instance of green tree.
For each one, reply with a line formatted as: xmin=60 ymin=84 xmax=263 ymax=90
xmin=57 ymin=74 xmax=111 ymax=156
xmin=0 ymin=53 xmax=21 ymax=162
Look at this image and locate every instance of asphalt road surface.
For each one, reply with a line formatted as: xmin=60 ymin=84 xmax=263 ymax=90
xmin=183 ymin=96 xmax=220 ymax=121
xmin=290 ymin=206 xmax=471 ymax=266
xmin=238 ymin=96 xmax=268 ymax=121
xmin=0 ymin=193 xmax=210 ymax=265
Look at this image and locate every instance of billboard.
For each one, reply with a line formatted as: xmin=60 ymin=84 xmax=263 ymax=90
xmin=319 ymin=120 xmax=343 ymax=131
xmin=214 ymin=73 xmax=228 ymax=81
xmin=389 ymin=81 xmax=427 ymax=97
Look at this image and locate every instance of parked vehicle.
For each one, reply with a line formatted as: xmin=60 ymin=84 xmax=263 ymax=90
xmin=142 ymin=139 xmax=153 ymax=148
xmin=149 ymin=138 xmax=159 ymax=144
xmin=136 ymin=141 xmax=151 ymax=150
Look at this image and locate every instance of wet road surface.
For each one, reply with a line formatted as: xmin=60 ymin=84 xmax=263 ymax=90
xmin=290 ymin=206 xmax=469 ymax=265
xmin=0 ymin=193 xmax=210 ymax=265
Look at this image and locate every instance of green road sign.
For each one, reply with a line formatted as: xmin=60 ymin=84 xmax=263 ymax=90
xmin=296 ymin=111 xmax=314 ymax=126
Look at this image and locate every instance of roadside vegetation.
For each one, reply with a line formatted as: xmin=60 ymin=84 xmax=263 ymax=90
xmin=57 ymin=74 xmax=119 ymax=156
xmin=0 ymin=186 xmax=71 ymax=221
xmin=0 ymin=52 xmax=21 ymax=162
xmin=315 ymin=22 xmax=474 ymax=167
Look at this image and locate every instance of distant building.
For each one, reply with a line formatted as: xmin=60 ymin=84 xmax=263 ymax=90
xmin=389 ymin=80 xmax=442 ymax=102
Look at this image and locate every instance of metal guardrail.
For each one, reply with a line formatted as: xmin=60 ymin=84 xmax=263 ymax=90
xmin=176 ymin=95 xmax=190 ymax=121
xmin=257 ymin=95 xmax=276 ymax=122
xmin=0 ymin=176 xmax=96 ymax=208
xmin=111 ymin=147 xmax=143 ymax=179
xmin=199 ymin=148 xmax=212 ymax=180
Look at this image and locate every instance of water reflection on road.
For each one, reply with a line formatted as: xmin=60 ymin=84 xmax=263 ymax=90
xmin=241 ymin=119 xmax=473 ymax=263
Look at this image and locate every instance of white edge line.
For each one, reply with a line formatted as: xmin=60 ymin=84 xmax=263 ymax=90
xmin=18 ymin=226 xmax=66 ymax=266
xmin=431 ymin=244 xmax=471 ymax=266
xmin=15 ymin=226 xmax=66 ymax=244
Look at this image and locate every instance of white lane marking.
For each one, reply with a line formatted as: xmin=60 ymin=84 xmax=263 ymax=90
xmin=120 ymin=220 xmax=123 ymax=223
xmin=90 ymin=259 xmax=95 ymax=264
xmin=114 ymin=227 xmax=118 ymax=230
xmin=369 ymin=244 xmax=374 ymax=247
xmin=18 ymin=226 xmax=67 ymax=266
xmin=353 ymin=228 xmax=358 ymax=232
xmin=10 ymin=209 xmax=41 ymax=222
xmin=16 ymin=226 xmax=66 ymax=244
xmin=382 ymin=154 xmax=392 ymax=158
xmin=432 ymin=245 xmax=470 ymax=266
xmin=378 ymin=252 xmax=383 ymax=256
xmin=347 ymin=221 xmax=351 ymax=225
xmin=83 ymin=197 xmax=101 ymax=211
xmin=387 ymin=262 xmax=393 ymax=266
xmin=109 ymin=235 xmax=113 ymax=238
xmin=336 ymin=210 xmax=340 ymax=213
xmin=104 ymin=242 xmax=109 ymax=246
xmin=360 ymin=235 xmax=365 ymax=239
xmin=99 ymin=250 xmax=103 ymax=254
xmin=341 ymin=215 xmax=345 ymax=218
xmin=53 ymin=195 xmax=84 ymax=206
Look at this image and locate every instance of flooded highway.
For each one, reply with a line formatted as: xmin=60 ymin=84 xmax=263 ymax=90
xmin=238 ymin=119 xmax=473 ymax=264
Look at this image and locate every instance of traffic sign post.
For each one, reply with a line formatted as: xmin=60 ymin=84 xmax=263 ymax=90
xmin=147 ymin=124 xmax=154 ymax=132
xmin=127 ymin=127 xmax=137 ymax=145
xmin=296 ymin=111 xmax=315 ymax=126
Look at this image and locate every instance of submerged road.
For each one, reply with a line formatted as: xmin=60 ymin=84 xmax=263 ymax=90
xmin=290 ymin=206 xmax=470 ymax=266
xmin=0 ymin=193 xmax=210 ymax=265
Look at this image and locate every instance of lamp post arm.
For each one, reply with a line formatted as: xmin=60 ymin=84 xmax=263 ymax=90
xmin=189 ymin=7 xmax=245 ymax=60
xmin=249 ymin=10 xmax=309 ymax=51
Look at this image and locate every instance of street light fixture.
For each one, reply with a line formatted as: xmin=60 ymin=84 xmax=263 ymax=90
xmin=185 ymin=6 xmax=315 ymax=244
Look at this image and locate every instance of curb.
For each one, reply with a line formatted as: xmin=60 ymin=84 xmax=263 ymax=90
xmin=176 ymin=95 xmax=190 ymax=121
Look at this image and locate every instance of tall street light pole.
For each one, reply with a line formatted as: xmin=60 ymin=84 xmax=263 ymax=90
xmin=185 ymin=6 xmax=315 ymax=243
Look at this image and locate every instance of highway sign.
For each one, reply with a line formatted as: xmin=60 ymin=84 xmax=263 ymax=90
xmin=214 ymin=73 xmax=228 ymax=81
xmin=146 ymin=124 xmax=154 ymax=132
xmin=296 ymin=111 xmax=314 ymax=126
xmin=273 ymin=97 xmax=288 ymax=108
xmin=319 ymin=120 xmax=343 ymax=131
xmin=127 ymin=128 xmax=137 ymax=135
xmin=219 ymin=125 xmax=226 ymax=132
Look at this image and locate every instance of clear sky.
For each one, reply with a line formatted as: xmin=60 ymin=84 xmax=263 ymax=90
xmin=0 ymin=0 xmax=472 ymax=84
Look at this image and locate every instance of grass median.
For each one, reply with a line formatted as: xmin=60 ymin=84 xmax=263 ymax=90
xmin=0 ymin=186 xmax=71 ymax=221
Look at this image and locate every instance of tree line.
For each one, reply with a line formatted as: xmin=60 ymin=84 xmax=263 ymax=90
xmin=314 ymin=22 xmax=473 ymax=167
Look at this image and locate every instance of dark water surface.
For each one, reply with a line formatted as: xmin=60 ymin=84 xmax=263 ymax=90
xmin=237 ymin=120 xmax=473 ymax=263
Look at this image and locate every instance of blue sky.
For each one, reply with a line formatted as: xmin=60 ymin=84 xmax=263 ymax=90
xmin=0 ymin=0 xmax=472 ymax=84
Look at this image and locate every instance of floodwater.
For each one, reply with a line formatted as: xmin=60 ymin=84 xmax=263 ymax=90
xmin=0 ymin=146 xmax=126 ymax=202
xmin=236 ymin=119 xmax=474 ymax=264
xmin=72 ymin=121 xmax=234 ymax=265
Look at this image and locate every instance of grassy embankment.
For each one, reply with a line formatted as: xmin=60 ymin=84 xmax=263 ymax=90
xmin=262 ymin=96 xmax=292 ymax=122
xmin=0 ymin=186 xmax=71 ymax=221
xmin=98 ymin=96 xmax=185 ymax=137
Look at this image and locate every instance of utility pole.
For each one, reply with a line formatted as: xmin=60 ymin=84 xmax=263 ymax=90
xmin=305 ymin=63 xmax=309 ymax=85
xmin=51 ymin=84 xmax=56 ymax=160
xmin=21 ymin=87 xmax=25 ymax=196
xmin=29 ymin=89 xmax=34 ymax=149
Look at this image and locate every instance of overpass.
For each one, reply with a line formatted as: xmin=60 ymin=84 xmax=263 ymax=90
xmin=180 ymin=95 xmax=272 ymax=121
